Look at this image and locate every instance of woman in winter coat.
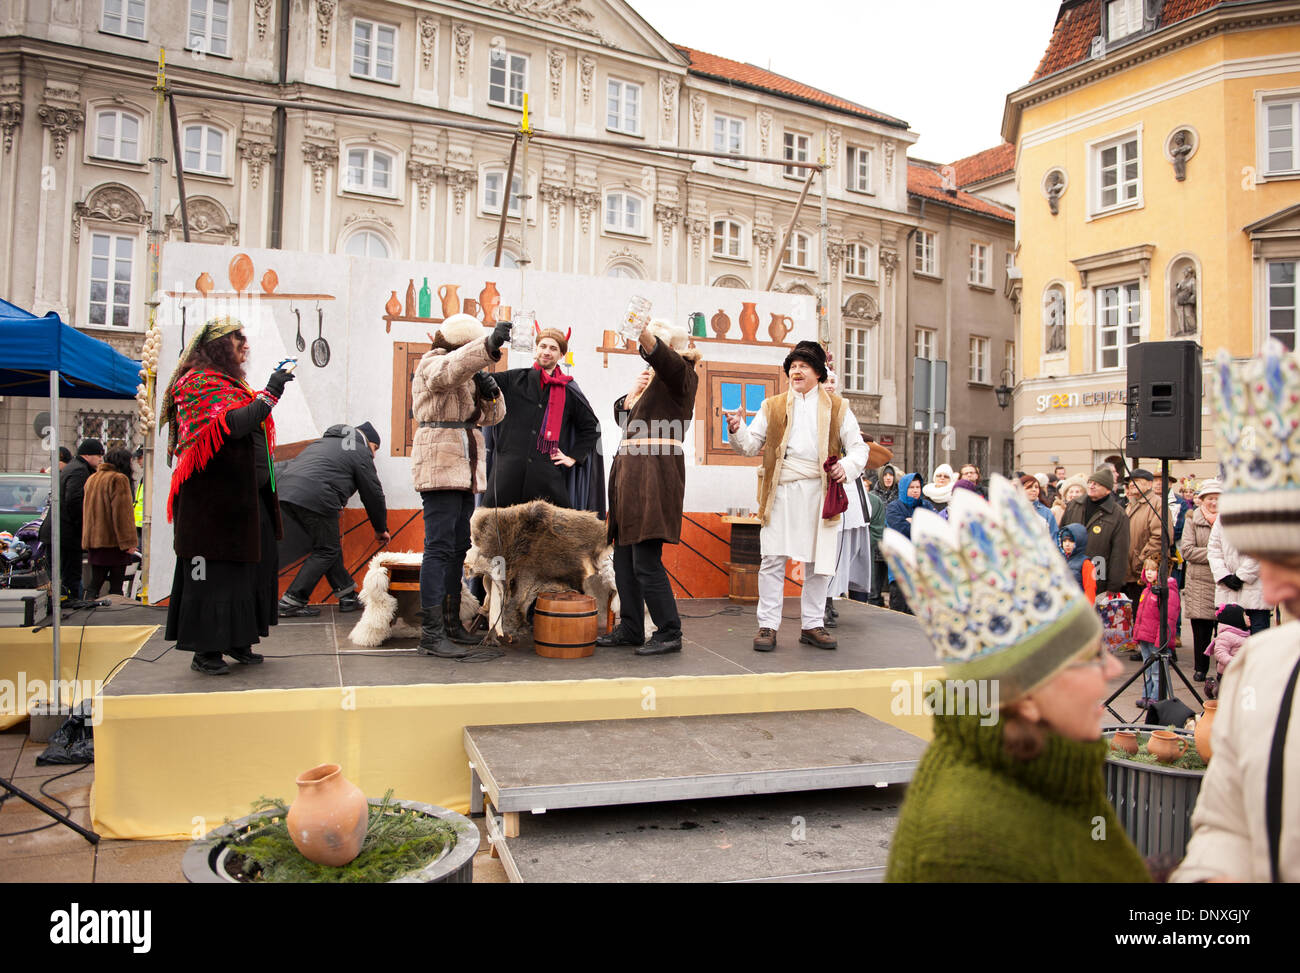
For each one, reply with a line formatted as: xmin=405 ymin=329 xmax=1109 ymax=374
xmin=1053 ymin=474 xmax=1087 ymax=525
xmin=81 ymin=448 xmax=138 ymax=596
xmin=921 ymin=463 xmax=954 ymax=514
xmin=1132 ymin=559 xmax=1181 ymax=708
xmin=875 ymin=465 xmax=900 ymax=506
xmin=1207 ymin=515 xmax=1270 ymax=635
xmin=884 ymin=473 xmax=928 ymax=614
xmin=1204 ymin=603 xmax=1250 ymax=700
xmin=1179 ymin=478 xmax=1221 ymax=680
xmin=1020 ymin=475 xmax=1060 ymax=544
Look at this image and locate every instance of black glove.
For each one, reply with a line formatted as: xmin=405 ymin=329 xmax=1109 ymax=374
xmin=485 ymin=320 xmax=513 ymax=355
xmin=473 ymin=370 xmax=500 ymax=400
xmin=1220 ymin=573 xmax=1244 ymax=591
xmin=265 ymin=368 xmax=295 ymax=399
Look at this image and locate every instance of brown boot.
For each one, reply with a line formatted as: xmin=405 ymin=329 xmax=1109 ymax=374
xmin=753 ymin=628 xmax=777 ymax=652
xmin=799 ymin=627 xmax=838 ymax=649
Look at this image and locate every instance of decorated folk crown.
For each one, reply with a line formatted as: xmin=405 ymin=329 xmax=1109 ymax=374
xmin=881 ymin=476 xmax=1099 ymax=700
xmin=1211 ymin=340 xmax=1300 ymax=556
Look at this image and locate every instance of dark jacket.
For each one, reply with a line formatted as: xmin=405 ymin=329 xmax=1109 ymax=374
xmin=482 ymin=367 xmax=600 ymax=510
xmin=276 ymin=425 xmax=388 ymax=533
xmin=885 ymin=473 xmax=932 ymax=538
xmin=58 ymin=456 xmax=94 ymax=544
xmin=607 ymin=338 xmax=700 ymax=546
xmin=874 ymin=466 xmax=900 ymax=507
xmin=1061 ymin=493 xmax=1129 ymax=593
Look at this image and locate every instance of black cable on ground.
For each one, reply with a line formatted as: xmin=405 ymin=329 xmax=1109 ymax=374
xmin=0 ymin=764 xmax=89 ymax=837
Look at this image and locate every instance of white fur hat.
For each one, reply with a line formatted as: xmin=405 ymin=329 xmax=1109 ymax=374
xmin=434 ymin=313 xmax=484 ymax=350
xmin=642 ymin=318 xmax=690 ymax=353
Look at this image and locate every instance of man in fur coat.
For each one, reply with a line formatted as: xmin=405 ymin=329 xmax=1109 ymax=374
xmin=596 ymin=320 xmax=701 ymax=656
xmin=411 ymin=314 xmax=510 ymax=658
xmin=726 ymin=341 xmax=868 ymax=652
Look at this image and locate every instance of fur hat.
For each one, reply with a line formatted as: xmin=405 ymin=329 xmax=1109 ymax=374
xmin=642 ymin=318 xmax=690 ymax=353
xmin=783 ymin=340 xmax=828 ymax=381
xmin=1061 ymin=473 xmax=1088 ymax=498
xmin=433 ymin=313 xmax=484 ymax=351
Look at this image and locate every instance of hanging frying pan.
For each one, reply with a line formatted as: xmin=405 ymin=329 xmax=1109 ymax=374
xmin=180 ymin=304 xmax=187 ymax=349
xmin=311 ymin=306 xmax=330 ymax=367
xmin=293 ymin=307 xmax=305 ymax=352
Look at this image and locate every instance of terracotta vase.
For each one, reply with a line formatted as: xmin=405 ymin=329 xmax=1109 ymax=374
xmin=711 ymin=309 xmax=731 ymax=338
xmin=286 ymin=764 xmax=368 ymax=867
xmin=260 ymin=269 xmax=279 ymax=294
xmin=1148 ymin=729 xmax=1187 ymax=765
xmin=195 ymin=272 xmax=214 ymax=296
xmin=1194 ymin=700 xmax=1217 ymax=764
xmin=438 ymin=284 xmax=460 ymax=319
xmin=405 ymin=279 xmax=418 ymax=317
xmin=479 ymin=282 xmax=501 ymax=324
xmin=385 ymin=291 xmax=402 ymax=318
xmin=738 ymin=302 xmax=760 ymax=342
xmin=767 ymin=313 xmax=794 ymax=343
xmin=1110 ymin=730 xmax=1138 ymax=756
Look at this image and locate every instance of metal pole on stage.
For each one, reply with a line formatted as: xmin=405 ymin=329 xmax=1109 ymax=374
xmin=140 ymin=47 xmax=168 ymax=603
xmin=818 ymin=142 xmax=829 ymax=349
xmin=49 ymin=370 xmax=61 ymax=684
xmin=766 ymin=166 xmax=817 ymax=292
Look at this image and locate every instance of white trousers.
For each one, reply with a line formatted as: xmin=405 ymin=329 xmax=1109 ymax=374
xmin=757 ymin=554 xmax=831 ymax=631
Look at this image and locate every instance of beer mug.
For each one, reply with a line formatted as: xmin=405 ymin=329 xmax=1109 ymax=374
xmin=619 ymin=295 xmax=652 ymax=345
xmin=512 ymin=309 xmax=536 ymax=353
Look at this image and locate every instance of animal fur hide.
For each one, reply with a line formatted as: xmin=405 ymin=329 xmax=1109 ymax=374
xmin=348 ymin=551 xmax=424 ymax=647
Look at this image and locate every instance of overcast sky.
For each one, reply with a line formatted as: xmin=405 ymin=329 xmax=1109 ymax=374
xmin=630 ymin=0 xmax=1063 ymax=162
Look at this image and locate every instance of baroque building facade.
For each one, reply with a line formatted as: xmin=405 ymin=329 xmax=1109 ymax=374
xmin=1 ymin=0 xmax=930 ymax=469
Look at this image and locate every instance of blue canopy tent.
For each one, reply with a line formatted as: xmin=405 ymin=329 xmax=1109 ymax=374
xmin=0 ymin=296 xmax=141 ymax=695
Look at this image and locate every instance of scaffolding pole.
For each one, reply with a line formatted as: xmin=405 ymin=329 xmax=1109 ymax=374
xmin=765 ymin=165 xmax=820 ymax=292
xmin=818 ymin=140 xmax=830 ymax=350
xmin=140 ymin=48 xmax=167 ymax=602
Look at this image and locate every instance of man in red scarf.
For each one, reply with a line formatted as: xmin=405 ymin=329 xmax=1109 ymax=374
xmin=481 ymin=327 xmax=600 ymax=511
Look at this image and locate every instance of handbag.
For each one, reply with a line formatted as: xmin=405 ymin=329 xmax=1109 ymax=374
xmin=822 ymin=456 xmax=848 ymax=519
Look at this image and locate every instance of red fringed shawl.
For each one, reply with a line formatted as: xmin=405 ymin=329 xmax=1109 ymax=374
xmin=166 ymin=369 xmax=275 ymax=522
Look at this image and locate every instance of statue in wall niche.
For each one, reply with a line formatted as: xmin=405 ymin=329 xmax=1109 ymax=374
xmin=1044 ymin=290 xmax=1067 ymax=353
xmin=1045 ymin=171 xmax=1064 ymax=215
xmin=1173 ymin=265 xmax=1198 ymax=337
xmin=1171 ymin=130 xmax=1193 ymax=182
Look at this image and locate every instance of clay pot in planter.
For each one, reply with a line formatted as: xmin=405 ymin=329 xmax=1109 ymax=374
xmin=182 ymin=798 xmax=479 ymax=884
xmin=1194 ymin=700 xmax=1217 ymax=764
xmin=286 ymin=763 xmax=368 ymax=866
xmin=1110 ymin=730 xmax=1138 ymax=755
xmin=1148 ymin=729 xmax=1188 ymax=764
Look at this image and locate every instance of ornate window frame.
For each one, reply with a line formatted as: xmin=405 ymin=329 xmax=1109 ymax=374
xmin=73 ymin=183 xmax=149 ymax=332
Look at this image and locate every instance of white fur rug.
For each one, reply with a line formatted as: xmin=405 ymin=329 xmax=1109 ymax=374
xmin=348 ymin=551 xmax=424 ymax=647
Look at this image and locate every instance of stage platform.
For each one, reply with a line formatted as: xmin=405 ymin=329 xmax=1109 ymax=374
xmin=86 ymin=598 xmax=938 ymax=840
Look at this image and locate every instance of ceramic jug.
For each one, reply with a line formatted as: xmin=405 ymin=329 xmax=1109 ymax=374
xmin=286 ymin=764 xmax=368 ymax=867
xmin=1194 ymin=700 xmax=1217 ymax=764
xmin=385 ymin=291 xmax=402 ymax=318
xmin=768 ymin=313 xmax=794 ymax=343
xmin=711 ymin=309 xmax=731 ymax=338
xmin=438 ymin=284 xmax=460 ymax=319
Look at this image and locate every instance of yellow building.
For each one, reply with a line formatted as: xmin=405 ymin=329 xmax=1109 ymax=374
xmin=1003 ymin=0 xmax=1300 ymax=480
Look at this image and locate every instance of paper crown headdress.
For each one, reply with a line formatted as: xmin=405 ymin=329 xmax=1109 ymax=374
xmin=881 ymin=475 xmax=1100 ymax=700
xmin=1211 ymin=339 xmax=1300 ymax=556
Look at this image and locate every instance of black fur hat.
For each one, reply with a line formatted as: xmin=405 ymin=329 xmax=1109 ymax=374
xmin=783 ymin=340 xmax=827 ymax=381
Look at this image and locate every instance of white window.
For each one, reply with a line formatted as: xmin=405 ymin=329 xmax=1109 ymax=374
xmin=1093 ymin=132 xmax=1141 ymax=213
xmin=353 ymin=19 xmax=397 ymax=82
xmin=712 ymin=219 xmax=742 ymax=258
xmin=969 ymin=336 xmax=990 ymax=384
xmin=483 ymin=170 xmax=522 ymax=217
xmin=713 ymin=114 xmax=744 ymax=166
xmin=182 ymin=124 xmax=224 ymax=176
xmin=344 ymin=147 xmax=395 ymax=196
xmin=969 ymin=241 xmax=991 ymax=286
xmin=604 ymin=191 xmax=643 ymax=235
xmin=344 ymin=230 xmax=390 ymax=259
xmin=844 ymin=242 xmax=874 ymax=279
xmin=1262 ymin=96 xmax=1300 ymax=176
xmin=188 ymin=0 xmax=228 ymax=57
xmin=1004 ymin=341 xmax=1016 ymax=382
xmin=490 ymin=50 xmax=528 ymax=109
xmin=846 ymin=146 xmax=872 ymax=193
xmin=1268 ymin=260 xmax=1298 ymax=350
xmin=93 ymin=110 xmax=141 ymax=163
xmin=783 ymin=131 xmax=810 ymax=178
xmin=607 ymin=263 xmax=642 ymax=279
xmin=102 ymin=0 xmax=145 ymax=39
xmin=783 ymin=231 xmax=812 ymax=270
xmin=1106 ymin=0 xmax=1143 ymax=42
xmin=88 ymin=232 xmax=134 ymax=328
xmin=843 ymin=326 xmax=871 ymax=393
xmin=915 ymin=229 xmax=938 ymax=276
xmin=607 ymin=79 xmax=641 ymax=135
xmin=1095 ymin=281 xmax=1141 ymax=369
xmin=915 ymin=327 xmax=935 ymax=361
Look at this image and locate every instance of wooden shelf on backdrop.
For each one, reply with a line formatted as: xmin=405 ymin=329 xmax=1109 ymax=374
xmin=692 ymin=335 xmax=796 ymax=349
xmin=384 ymin=314 xmax=447 ymax=333
xmin=720 ymin=515 xmax=761 ymax=525
xmin=164 ymin=291 xmax=337 ymax=301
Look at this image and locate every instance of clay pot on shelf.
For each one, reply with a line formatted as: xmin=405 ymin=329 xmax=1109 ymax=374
xmin=228 ymin=253 xmax=254 ymax=292
xmin=711 ymin=309 xmax=731 ymax=338
xmin=1110 ymin=730 xmax=1138 ymax=756
xmin=195 ymin=272 xmax=215 ymax=296
xmin=1194 ymin=700 xmax=1217 ymax=764
xmin=385 ymin=291 xmax=402 ymax=318
xmin=285 ymin=764 xmax=368 ymax=867
xmin=479 ymin=282 xmax=501 ymax=324
xmin=462 ymin=298 xmax=478 ymax=318
xmin=1147 ymin=729 xmax=1187 ymax=765
xmin=405 ymin=279 xmax=418 ymax=317
xmin=438 ymin=284 xmax=460 ymax=319
xmin=768 ymin=313 xmax=794 ymax=343
xmin=260 ymin=270 xmax=279 ymax=294
xmin=738 ymin=302 xmax=760 ymax=342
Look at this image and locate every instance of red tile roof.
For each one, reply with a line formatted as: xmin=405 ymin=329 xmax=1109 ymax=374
xmin=1031 ymin=0 xmax=1223 ymax=81
xmin=907 ymin=163 xmax=1015 ymax=223
xmin=951 ymin=142 xmax=1016 ymax=188
xmin=675 ymin=45 xmax=909 ymax=129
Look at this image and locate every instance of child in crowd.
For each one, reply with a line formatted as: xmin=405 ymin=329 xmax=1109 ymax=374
xmin=1057 ymin=523 xmax=1096 ymax=602
xmin=1132 ymin=558 xmax=1181 ymax=708
xmin=1204 ymin=602 xmax=1250 ymax=700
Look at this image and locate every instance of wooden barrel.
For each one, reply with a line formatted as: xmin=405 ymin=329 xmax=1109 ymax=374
xmin=533 ymin=591 xmax=597 ymax=659
xmin=729 ymin=522 xmax=762 ymax=566
xmin=727 ymin=562 xmax=759 ymax=604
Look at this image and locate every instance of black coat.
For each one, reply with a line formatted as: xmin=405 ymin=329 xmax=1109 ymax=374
xmin=482 ymin=367 xmax=600 ymax=509
xmin=1061 ymin=493 xmax=1129 ymax=593
xmin=275 ymin=425 xmax=388 ymax=533
xmin=58 ymin=457 xmax=94 ymax=541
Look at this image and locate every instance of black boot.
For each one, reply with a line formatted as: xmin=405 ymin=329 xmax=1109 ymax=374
xmin=825 ymin=597 xmax=838 ymax=628
xmin=417 ymin=610 xmax=468 ymax=659
xmin=443 ymin=592 xmax=480 ymax=645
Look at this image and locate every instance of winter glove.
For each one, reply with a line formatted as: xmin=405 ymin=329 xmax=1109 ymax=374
xmin=265 ymin=368 xmax=295 ymax=399
xmin=473 ymin=370 xmax=500 ymax=400
xmin=485 ymin=320 xmax=513 ymax=355
xmin=1220 ymin=573 xmax=1244 ymax=591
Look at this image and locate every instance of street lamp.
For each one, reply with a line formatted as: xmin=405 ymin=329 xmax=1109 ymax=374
xmin=994 ymin=369 xmax=1014 ymax=410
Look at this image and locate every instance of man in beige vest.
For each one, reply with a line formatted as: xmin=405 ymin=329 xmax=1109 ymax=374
xmin=726 ymin=341 xmax=868 ymax=651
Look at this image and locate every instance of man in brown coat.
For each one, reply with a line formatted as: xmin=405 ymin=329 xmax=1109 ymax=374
xmin=411 ymin=313 xmax=510 ymax=658
xmin=1124 ymin=468 xmax=1164 ymax=603
xmin=597 ymin=320 xmax=701 ymax=655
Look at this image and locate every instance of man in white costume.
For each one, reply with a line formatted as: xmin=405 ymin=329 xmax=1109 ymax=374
xmin=726 ymin=341 xmax=868 ymax=652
